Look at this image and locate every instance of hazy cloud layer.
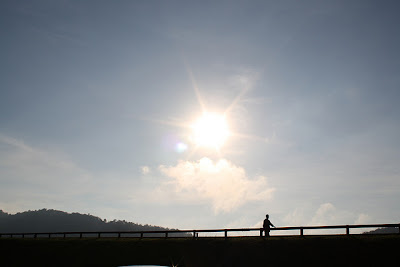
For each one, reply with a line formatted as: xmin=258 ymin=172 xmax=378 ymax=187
xmin=159 ymin=157 xmax=275 ymax=213
xmin=0 ymin=134 xmax=92 ymax=186
xmin=0 ymin=134 xmax=95 ymax=212
xmin=282 ymin=202 xmax=372 ymax=234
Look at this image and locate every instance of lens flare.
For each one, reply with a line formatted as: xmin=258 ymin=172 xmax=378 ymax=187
xmin=175 ymin=142 xmax=188 ymax=153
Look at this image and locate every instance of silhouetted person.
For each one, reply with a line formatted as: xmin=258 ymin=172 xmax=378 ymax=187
xmin=263 ymin=214 xmax=275 ymax=237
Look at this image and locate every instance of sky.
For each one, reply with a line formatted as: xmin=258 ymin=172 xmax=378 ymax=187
xmin=1 ymin=0 xmax=400 ymax=233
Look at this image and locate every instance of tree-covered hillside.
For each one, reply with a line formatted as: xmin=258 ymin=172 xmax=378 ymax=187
xmin=363 ymin=226 xmax=399 ymax=234
xmin=0 ymin=209 xmax=178 ymax=234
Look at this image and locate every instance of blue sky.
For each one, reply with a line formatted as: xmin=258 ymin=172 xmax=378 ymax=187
xmin=1 ymin=0 xmax=399 ymax=231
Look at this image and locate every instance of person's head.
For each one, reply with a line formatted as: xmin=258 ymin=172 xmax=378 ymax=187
xmin=266 ymin=214 xmax=269 ymax=219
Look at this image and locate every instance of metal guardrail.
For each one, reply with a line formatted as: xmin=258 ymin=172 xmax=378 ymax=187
xmin=0 ymin=223 xmax=399 ymax=239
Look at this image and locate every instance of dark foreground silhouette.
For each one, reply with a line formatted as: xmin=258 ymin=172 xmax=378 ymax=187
xmin=263 ymin=214 xmax=275 ymax=237
xmin=1 ymin=235 xmax=399 ymax=266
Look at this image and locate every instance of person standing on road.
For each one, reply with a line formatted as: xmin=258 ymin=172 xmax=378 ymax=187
xmin=263 ymin=214 xmax=275 ymax=237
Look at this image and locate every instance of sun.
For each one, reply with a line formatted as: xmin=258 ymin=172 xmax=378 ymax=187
xmin=191 ymin=112 xmax=230 ymax=149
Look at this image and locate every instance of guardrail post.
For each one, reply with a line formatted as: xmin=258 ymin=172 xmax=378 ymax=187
xmin=300 ymin=227 xmax=304 ymax=236
xmin=63 ymin=233 xmax=66 ymax=239
xmin=193 ymin=231 xmax=196 ymax=239
xmin=165 ymin=232 xmax=168 ymax=238
xmin=118 ymin=233 xmax=121 ymax=238
xmin=140 ymin=232 xmax=143 ymax=239
xmin=80 ymin=233 xmax=83 ymax=239
xmin=225 ymin=230 xmax=228 ymax=239
xmin=346 ymin=225 xmax=350 ymax=235
xmin=34 ymin=233 xmax=37 ymax=239
xmin=98 ymin=233 xmax=101 ymax=238
xmin=48 ymin=233 xmax=51 ymax=238
xmin=260 ymin=229 xmax=263 ymax=237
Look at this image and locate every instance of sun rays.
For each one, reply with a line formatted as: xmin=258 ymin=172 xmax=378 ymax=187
xmin=142 ymin=66 xmax=265 ymax=159
xmin=185 ymin=68 xmax=267 ymax=156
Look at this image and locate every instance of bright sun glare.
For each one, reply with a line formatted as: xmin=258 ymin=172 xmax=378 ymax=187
xmin=191 ymin=112 xmax=230 ymax=149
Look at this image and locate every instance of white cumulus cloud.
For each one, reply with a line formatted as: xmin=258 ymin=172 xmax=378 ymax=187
xmin=159 ymin=157 xmax=275 ymax=213
xmin=141 ymin=166 xmax=151 ymax=175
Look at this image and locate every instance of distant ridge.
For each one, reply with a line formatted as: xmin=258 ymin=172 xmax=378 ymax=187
xmin=0 ymin=209 xmax=177 ymax=234
xmin=363 ymin=226 xmax=399 ymax=234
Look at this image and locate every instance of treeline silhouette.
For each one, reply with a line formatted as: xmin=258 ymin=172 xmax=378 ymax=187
xmin=0 ymin=209 xmax=185 ymax=236
xmin=363 ymin=226 xmax=399 ymax=234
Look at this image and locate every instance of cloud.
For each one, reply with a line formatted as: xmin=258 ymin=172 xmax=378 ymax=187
xmin=283 ymin=202 xmax=372 ymax=234
xmin=141 ymin=166 xmax=151 ymax=175
xmin=310 ymin=203 xmax=337 ymax=225
xmin=1 ymin=135 xmax=63 ymax=174
xmin=159 ymin=157 xmax=275 ymax=213
xmin=0 ymin=134 xmax=91 ymax=185
xmin=0 ymin=134 xmax=93 ymax=213
xmin=354 ymin=213 xmax=371 ymax=225
xmin=0 ymin=134 xmax=33 ymax=152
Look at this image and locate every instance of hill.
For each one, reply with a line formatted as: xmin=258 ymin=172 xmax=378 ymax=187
xmin=0 ymin=208 xmax=177 ymax=234
xmin=363 ymin=226 xmax=399 ymax=234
